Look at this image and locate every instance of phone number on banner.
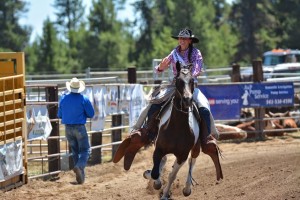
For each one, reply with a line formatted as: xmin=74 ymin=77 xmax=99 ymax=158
xmin=266 ymin=98 xmax=293 ymax=105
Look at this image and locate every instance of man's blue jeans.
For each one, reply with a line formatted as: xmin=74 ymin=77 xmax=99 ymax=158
xmin=65 ymin=124 xmax=90 ymax=171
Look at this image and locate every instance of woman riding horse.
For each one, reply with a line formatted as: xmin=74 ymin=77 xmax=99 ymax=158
xmin=114 ymin=28 xmax=220 ymax=169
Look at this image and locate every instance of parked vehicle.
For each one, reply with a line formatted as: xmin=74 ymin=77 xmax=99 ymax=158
xmin=241 ymin=49 xmax=300 ymax=81
xmin=268 ymin=62 xmax=300 ymax=78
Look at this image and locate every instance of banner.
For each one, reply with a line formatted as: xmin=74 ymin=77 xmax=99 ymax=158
xmin=106 ymin=85 xmax=119 ymax=115
xmin=129 ymin=84 xmax=147 ymax=129
xmin=199 ymin=85 xmax=241 ymax=120
xmin=239 ymin=82 xmax=294 ymax=107
xmin=119 ymin=84 xmax=133 ymax=114
xmin=0 ymin=140 xmax=23 ymax=182
xmin=27 ymin=105 xmax=52 ymax=140
xmin=199 ymin=82 xmax=294 ymax=120
xmin=91 ymin=85 xmax=107 ymax=131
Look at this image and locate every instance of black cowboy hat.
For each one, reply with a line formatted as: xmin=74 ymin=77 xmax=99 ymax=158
xmin=171 ymin=28 xmax=199 ymax=43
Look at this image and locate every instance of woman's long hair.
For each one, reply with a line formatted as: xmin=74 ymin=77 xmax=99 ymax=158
xmin=188 ymin=44 xmax=193 ymax=63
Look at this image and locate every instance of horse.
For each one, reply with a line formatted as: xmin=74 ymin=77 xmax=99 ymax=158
xmin=142 ymin=62 xmax=223 ymax=199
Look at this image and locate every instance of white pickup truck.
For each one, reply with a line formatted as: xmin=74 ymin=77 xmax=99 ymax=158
xmin=241 ymin=48 xmax=300 ymax=81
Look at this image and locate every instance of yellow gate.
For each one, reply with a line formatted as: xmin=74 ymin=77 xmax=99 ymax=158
xmin=0 ymin=52 xmax=27 ymax=190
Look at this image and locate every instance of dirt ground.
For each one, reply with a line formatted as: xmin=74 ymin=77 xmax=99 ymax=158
xmin=2 ymin=133 xmax=300 ymax=200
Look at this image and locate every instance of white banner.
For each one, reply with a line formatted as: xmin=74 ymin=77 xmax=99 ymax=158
xmin=27 ymin=105 xmax=52 ymax=141
xmin=129 ymin=84 xmax=147 ymax=129
xmin=0 ymin=140 xmax=23 ymax=182
xmin=119 ymin=84 xmax=133 ymax=114
xmin=91 ymin=85 xmax=107 ymax=131
xmin=82 ymin=86 xmax=94 ymax=105
xmin=106 ymin=85 xmax=119 ymax=115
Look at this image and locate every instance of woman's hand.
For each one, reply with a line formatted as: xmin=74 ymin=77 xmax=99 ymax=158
xmin=159 ymin=57 xmax=169 ymax=70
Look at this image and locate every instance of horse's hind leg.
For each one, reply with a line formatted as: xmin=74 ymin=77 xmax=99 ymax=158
xmin=201 ymin=140 xmax=223 ymax=181
xmin=161 ymin=159 xmax=185 ymax=200
xmin=200 ymin=120 xmax=223 ymax=181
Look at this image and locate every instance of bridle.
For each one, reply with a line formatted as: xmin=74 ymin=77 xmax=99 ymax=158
xmin=171 ymin=95 xmax=192 ymax=114
xmin=172 ymin=76 xmax=193 ymax=114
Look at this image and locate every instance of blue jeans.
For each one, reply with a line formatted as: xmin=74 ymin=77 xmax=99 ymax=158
xmin=65 ymin=124 xmax=90 ymax=171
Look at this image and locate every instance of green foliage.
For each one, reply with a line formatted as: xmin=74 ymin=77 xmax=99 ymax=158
xmin=275 ymin=0 xmax=300 ymax=48
xmin=3 ymin=0 xmax=300 ymax=75
xmin=81 ymin=0 xmax=129 ymax=71
xmin=35 ymin=18 xmax=69 ymax=74
xmin=0 ymin=0 xmax=31 ymax=51
xmin=229 ymin=0 xmax=279 ymax=63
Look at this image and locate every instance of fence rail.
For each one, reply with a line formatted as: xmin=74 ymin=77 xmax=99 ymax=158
xmin=24 ymin=64 xmax=300 ymax=180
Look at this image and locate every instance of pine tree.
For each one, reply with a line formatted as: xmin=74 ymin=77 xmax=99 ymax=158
xmin=0 ymin=0 xmax=31 ymax=51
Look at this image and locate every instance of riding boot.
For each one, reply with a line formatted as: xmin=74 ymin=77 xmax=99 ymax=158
xmin=198 ymin=107 xmax=219 ymax=142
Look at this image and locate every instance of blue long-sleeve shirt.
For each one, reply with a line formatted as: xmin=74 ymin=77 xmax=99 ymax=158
xmin=57 ymin=92 xmax=95 ymax=125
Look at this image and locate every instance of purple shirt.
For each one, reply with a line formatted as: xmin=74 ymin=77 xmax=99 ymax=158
xmin=155 ymin=45 xmax=203 ymax=78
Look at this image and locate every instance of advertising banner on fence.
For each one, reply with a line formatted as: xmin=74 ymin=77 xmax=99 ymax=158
xmin=239 ymin=82 xmax=294 ymax=108
xmin=26 ymin=105 xmax=52 ymax=141
xmin=199 ymin=85 xmax=241 ymax=120
xmin=129 ymin=84 xmax=147 ymax=129
xmin=0 ymin=139 xmax=23 ymax=182
xmin=91 ymin=85 xmax=107 ymax=131
xmin=199 ymin=82 xmax=294 ymax=120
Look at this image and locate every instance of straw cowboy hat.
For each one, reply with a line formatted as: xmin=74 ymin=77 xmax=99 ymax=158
xmin=171 ymin=28 xmax=199 ymax=43
xmin=66 ymin=77 xmax=86 ymax=93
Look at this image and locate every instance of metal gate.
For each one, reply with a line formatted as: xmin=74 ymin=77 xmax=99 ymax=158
xmin=0 ymin=52 xmax=27 ymax=190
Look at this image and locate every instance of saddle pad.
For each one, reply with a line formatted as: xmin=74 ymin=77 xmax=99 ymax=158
xmin=150 ymin=85 xmax=175 ymax=104
xmin=158 ymin=104 xmax=199 ymax=145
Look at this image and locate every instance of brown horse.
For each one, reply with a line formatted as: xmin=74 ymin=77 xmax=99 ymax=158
xmin=143 ymin=62 xmax=223 ymax=199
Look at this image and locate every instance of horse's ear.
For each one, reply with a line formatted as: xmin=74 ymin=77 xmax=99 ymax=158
xmin=176 ymin=61 xmax=181 ymax=75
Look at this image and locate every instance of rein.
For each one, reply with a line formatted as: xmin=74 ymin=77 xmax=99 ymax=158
xmin=171 ymin=92 xmax=193 ymax=114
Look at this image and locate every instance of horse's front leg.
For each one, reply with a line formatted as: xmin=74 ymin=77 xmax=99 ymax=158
xmin=183 ymin=139 xmax=201 ymax=196
xmin=143 ymin=155 xmax=167 ymax=190
xmin=183 ymin=157 xmax=197 ymax=196
xmin=161 ymin=158 xmax=185 ymax=200
xmin=151 ymin=148 xmax=165 ymax=180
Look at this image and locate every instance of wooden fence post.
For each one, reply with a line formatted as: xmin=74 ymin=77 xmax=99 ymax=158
xmin=252 ymin=60 xmax=265 ymax=140
xmin=90 ymin=132 xmax=102 ymax=164
xmin=231 ymin=63 xmax=241 ymax=82
xmin=46 ymin=85 xmax=60 ymax=174
xmin=111 ymin=115 xmax=122 ymax=159
xmin=128 ymin=67 xmax=137 ymax=83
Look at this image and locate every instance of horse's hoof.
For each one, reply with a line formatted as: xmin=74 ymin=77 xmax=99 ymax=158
xmin=183 ymin=187 xmax=191 ymax=196
xmin=153 ymin=179 xmax=162 ymax=190
xmin=143 ymin=170 xmax=151 ymax=179
xmin=160 ymin=191 xmax=171 ymax=200
xmin=216 ymin=179 xmax=223 ymax=185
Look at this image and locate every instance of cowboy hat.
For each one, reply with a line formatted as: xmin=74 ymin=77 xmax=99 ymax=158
xmin=171 ymin=28 xmax=199 ymax=43
xmin=66 ymin=77 xmax=86 ymax=93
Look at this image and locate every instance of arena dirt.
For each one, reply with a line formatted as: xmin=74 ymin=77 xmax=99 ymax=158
xmin=2 ymin=134 xmax=300 ymax=200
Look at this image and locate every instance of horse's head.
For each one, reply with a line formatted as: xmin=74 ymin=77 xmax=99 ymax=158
xmin=174 ymin=61 xmax=194 ymax=110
